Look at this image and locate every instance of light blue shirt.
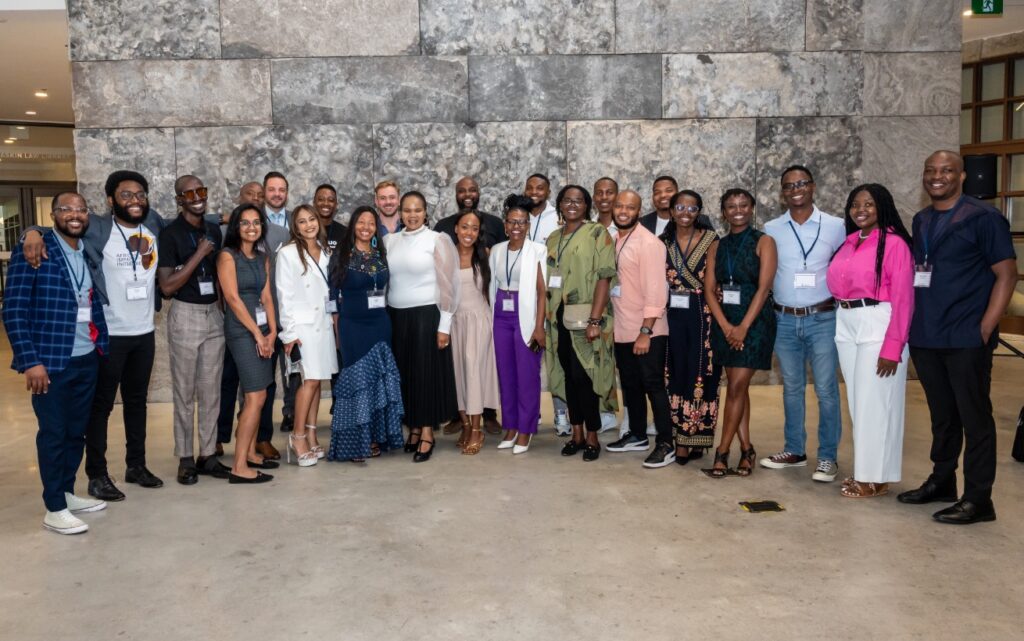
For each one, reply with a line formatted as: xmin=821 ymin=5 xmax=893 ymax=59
xmin=266 ymin=207 xmax=287 ymax=229
xmin=764 ymin=205 xmax=846 ymax=308
xmin=55 ymin=232 xmax=96 ymax=356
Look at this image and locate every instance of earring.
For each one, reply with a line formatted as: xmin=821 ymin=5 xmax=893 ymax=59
xmin=371 ymin=236 xmax=378 ymax=248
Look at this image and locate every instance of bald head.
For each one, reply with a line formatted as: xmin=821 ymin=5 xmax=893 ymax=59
xmin=455 ymin=176 xmax=481 ymax=212
xmin=923 ymin=150 xmax=966 ymax=208
xmin=612 ymin=190 xmax=643 ymax=230
xmin=237 ymin=181 xmax=264 ymax=207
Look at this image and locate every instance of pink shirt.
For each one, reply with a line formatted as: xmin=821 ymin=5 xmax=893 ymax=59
xmin=612 ymin=224 xmax=669 ymax=342
xmin=826 ymin=228 xmax=914 ymax=362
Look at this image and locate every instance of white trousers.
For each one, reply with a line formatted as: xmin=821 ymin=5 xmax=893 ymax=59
xmin=835 ymin=303 xmax=908 ymax=483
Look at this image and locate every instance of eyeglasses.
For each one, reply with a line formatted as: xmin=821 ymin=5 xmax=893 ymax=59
xmin=177 ymin=187 xmax=208 ymax=201
xmin=118 ymin=191 xmax=148 ymax=203
xmin=54 ymin=206 xmax=88 ymax=215
xmin=505 ymin=219 xmax=529 ymax=227
xmin=673 ymin=204 xmax=701 ymax=214
xmin=239 ymin=220 xmax=263 ymax=228
xmin=561 ymin=198 xmax=585 ymax=206
xmin=781 ymin=179 xmax=814 ymax=192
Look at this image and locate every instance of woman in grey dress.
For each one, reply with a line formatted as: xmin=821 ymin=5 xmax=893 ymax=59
xmin=216 ymin=204 xmax=276 ymax=484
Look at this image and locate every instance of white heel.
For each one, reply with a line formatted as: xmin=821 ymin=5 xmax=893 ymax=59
xmin=497 ymin=432 xmax=517 ymax=450
xmin=306 ymin=425 xmax=326 ymax=459
xmin=288 ymin=433 xmax=318 ymax=467
xmin=513 ymin=435 xmax=532 ymax=455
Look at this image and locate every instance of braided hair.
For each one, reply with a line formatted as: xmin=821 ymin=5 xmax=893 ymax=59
xmin=842 ymin=183 xmax=912 ymax=292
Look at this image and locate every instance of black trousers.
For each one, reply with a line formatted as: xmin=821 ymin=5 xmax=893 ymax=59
xmin=85 ymin=332 xmax=155 ymax=479
xmin=217 ymin=347 xmax=239 ymax=443
xmin=910 ymin=345 xmax=997 ymax=504
xmin=556 ymin=308 xmax=601 ymax=432
xmin=615 ymin=337 xmax=672 ymax=445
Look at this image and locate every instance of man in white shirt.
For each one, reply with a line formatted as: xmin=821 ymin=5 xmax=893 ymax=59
xmin=524 ymin=173 xmax=559 ymax=245
xmin=375 ymin=180 xmax=402 ymax=235
xmin=263 ymin=171 xmax=289 ymax=229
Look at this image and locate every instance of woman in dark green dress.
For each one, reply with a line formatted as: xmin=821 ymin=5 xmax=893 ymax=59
xmin=703 ymin=189 xmax=777 ymax=478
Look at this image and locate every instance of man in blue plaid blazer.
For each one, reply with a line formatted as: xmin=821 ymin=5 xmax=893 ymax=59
xmin=3 ymin=192 xmax=110 ymax=535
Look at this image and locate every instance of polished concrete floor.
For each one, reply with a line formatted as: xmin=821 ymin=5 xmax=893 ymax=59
xmin=0 ymin=334 xmax=1021 ymax=641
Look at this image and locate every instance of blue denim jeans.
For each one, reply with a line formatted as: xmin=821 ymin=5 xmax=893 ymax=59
xmin=773 ymin=310 xmax=842 ymax=462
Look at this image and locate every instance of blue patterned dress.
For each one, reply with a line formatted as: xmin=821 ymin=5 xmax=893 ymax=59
xmin=328 ymin=249 xmax=404 ymax=461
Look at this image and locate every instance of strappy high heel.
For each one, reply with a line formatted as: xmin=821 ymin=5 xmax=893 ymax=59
xmin=404 ymin=428 xmax=422 ymax=453
xmin=286 ymin=432 xmax=318 ymax=467
xmin=462 ymin=428 xmax=484 ymax=455
xmin=701 ymin=449 xmax=732 ymax=478
xmin=306 ymin=425 xmax=326 ymax=459
xmin=735 ymin=446 xmax=756 ymax=477
xmin=413 ymin=437 xmax=435 ymax=463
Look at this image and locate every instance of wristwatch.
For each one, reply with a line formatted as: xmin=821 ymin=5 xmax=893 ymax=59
xmin=639 ymin=326 xmax=653 ymax=335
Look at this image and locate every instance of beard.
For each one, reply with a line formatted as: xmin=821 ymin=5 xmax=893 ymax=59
xmin=614 ymin=217 xmax=639 ymax=230
xmin=457 ymin=197 xmax=480 ymax=213
xmin=55 ymin=218 xmax=89 ymax=238
xmin=112 ymin=199 xmax=149 ymax=224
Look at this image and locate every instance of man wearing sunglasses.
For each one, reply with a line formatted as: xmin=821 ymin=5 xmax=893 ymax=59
xmin=157 ymin=175 xmax=231 ymax=485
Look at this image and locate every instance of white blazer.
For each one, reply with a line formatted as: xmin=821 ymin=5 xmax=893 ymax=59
xmin=488 ymin=240 xmax=548 ymax=344
xmin=274 ymin=242 xmax=332 ymax=344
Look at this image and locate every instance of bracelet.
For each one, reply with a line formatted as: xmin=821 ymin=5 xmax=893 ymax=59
xmin=587 ymin=317 xmax=602 ymax=327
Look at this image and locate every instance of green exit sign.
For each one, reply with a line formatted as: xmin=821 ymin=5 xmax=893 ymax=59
xmin=973 ymin=0 xmax=1003 ymax=14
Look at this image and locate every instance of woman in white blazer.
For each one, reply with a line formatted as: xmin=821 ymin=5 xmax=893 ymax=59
xmin=275 ymin=204 xmax=338 ymax=467
xmin=488 ymin=194 xmax=548 ymax=453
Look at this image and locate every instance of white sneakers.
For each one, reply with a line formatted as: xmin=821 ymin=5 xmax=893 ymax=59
xmin=43 ymin=493 xmax=108 ymax=535
xmin=616 ymin=408 xmax=657 ymax=438
xmin=598 ymin=412 xmax=618 ymax=433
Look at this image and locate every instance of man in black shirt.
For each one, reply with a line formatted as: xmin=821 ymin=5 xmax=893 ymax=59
xmin=313 ymin=183 xmax=348 ymax=251
xmin=157 ymin=175 xmax=232 ymax=485
xmin=432 ymin=176 xmax=507 ymax=248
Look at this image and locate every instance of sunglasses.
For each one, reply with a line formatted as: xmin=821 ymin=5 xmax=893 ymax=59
xmin=177 ymin=187 xmax=209 ymax=201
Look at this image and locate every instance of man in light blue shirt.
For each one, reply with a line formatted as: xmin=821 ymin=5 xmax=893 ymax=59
xmin=760 ymin=165 xmax=847 ymax=482
xmin=263 ymin=171 xmax=290 ymax=228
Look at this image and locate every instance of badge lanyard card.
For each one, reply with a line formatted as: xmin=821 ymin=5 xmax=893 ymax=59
xmin=669 ymin=232 xmax=698 ymax=309
xmin=609 ymin=228 xmax=635 ymax=299
xmin=311 ymin=256 xmax=338 ymax=314
xmin=116 ymin=223 xmax=148 ymax=301
xmin=721 ymin=229 xmax=750 ymax=306
xmin=548 ymin=226 xmax=581 ymax=290
xmin=502 ymin=246 xmax=521 ymax=312
xmin=787 ymin=220 xmax=821 ymax=289
xmin=915 ymin=197 xmax=962 ymax=289
xmin=59 ymin=244 xmax=92 ymax=322
xmin=188 ymin=230 xmax=216 ymax=296
xmin=367 ymin=270 xmax=386 ymax=309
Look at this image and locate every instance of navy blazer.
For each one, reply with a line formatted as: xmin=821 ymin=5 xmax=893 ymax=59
xmin=3 ymin=230 xmax=109 ymax=374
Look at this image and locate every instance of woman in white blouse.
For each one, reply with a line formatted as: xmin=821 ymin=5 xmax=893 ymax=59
xmin=275 ymin=204 xmax=338 ymax=467
xmin=489 ymin=195 xmax=547 ymax=454
xmin=383 ymin=191 xmax=461 ymax=462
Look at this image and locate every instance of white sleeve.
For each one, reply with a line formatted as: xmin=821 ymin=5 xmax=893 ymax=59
xmin=433 ymin=232 xmax=461 ymax=334
xmin=275 ymin=246 xmax=301 ymax=343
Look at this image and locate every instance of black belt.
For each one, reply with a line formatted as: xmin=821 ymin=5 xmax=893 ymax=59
xmin=836 ymin=298 xmax=880 ymax=309
xmin=773 ymin=299 xmax=836 ymax=317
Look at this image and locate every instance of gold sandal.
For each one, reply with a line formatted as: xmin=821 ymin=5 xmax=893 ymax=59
xmin=840 ymin=481 xmax=889 ymax=498
xmin=456 ymin=421 xmax=472 ymax=450
xmin=462 ymin=428 xmax=484 ymax=455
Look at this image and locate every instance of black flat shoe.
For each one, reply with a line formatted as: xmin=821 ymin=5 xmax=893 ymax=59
xmin=125 ymin=465 xmax=164 ymax=488
xmin=196 ymin=456 xmax=232 ymax=479
xmin=561 ymin=439 xmax=584 ymax=456
xmin=675 ymin=448 xmax=705 ymax=466
xmin=177 ymin=465 xmax=198 ymax=485
xmin=412 ymin=438 xmax=435 ymax=463
xmin=582 ymin=444 xmax=601 ymax=462
xmin=404 ymin=429 xmax=422 ymax=453
xmin=246 ymin=459 xmax=280 ymax=470
xmin=896 ymin=479 xmax=958 ymax=505
xmin=229 ymin=471 xmax=274 ymax=484
xmin=932 ymin=500 xmax=996 ymax=525
xmin=88 ymin=475 xmax=126 ymax=502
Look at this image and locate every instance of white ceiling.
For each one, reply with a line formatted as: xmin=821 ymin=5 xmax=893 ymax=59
xmin=963 ymin=0 xmax=1024 ymax=41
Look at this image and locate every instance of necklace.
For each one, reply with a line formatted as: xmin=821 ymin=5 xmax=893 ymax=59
xmin=858 ymin=230 xmax=872 ymax=240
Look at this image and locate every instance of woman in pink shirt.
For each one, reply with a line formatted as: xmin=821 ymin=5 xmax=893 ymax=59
xmin=826 ymin=184 xmax=913 ymax=498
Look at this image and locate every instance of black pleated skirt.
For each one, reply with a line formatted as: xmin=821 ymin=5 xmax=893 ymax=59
xmin=388 ymin=304 xmax=458 ymax=428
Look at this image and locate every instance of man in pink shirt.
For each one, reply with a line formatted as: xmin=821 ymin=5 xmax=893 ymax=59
xmin=603 ymin=191 xmax=674 ymax=468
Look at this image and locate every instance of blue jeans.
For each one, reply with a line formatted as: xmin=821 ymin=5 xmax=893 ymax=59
xmin=32 ymin=352 xmax=99 ymax=511
xmin=773 ymin=310 xmax=842 ymax=462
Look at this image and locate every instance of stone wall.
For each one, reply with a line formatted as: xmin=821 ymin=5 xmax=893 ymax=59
xmin=67 ymin=0 xmax=962 ymax=398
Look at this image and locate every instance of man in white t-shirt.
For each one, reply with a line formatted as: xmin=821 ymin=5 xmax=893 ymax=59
xmin=524 ymin=173 xmax=559 ymax=245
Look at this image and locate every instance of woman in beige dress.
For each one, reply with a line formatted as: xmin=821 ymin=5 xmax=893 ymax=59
xmin=451 ymin=211 xmax=500 ymax=454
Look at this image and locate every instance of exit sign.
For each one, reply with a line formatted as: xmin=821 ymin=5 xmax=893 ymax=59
xmin=973 ymin=0 xmax=1003 ymax=14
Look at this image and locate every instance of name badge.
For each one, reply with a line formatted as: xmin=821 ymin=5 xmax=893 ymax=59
xmin=610 ymin=285 xmax=622 ymax=298
xmin=548 ymin=269 xmax=562 ymax=289
xmin=502 ymin=297 xmax=515 ymax=312
xmin=722 ymin=285 xmax=741 ymax=306
xmin=367 ymin=288 xmax=386 ymax=309
xmin=793 ymin=272 xmax=817 ymax=289
xmin=255 ymin=305 xmax=268 ymax=326
xmin=325 ymin=298 xmax=338 ymax=314
xmin=913 ymin=265 xmax=932 ymax=288
xmin=77 ymin=304 xmax=92 ymax=323
xmin=198 ymin=280 xmax=215 ymax=296
xmin=670 ymin=292 xmax=691 ymax=309
xmin=126 ymin=285 xmax=148 ymax=301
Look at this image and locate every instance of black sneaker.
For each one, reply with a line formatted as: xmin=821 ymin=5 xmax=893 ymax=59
xmin=605 ymin=434 xmax=650 ymax=452
xmin=124 ymin=465 xmax=164 ymax=488
xmin=88 ymin=475 xmax=126 ymax=502
xmin=196 ymin=456 xmax=232 ymax=479
xmin=642 ymin=442 xmax=677 ymax=468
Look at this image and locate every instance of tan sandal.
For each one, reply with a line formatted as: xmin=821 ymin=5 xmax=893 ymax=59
xmin=456 ymin=420 xmax=472 ymax=450
xmin=462 ymin=428 xmax=484 ymax=455
xmin=840 ymin=481 xmax=889 ymax=498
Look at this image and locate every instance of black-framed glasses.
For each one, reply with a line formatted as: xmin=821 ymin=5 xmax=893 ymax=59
xmin=177 ymin=187 xmax=208 ymax=201
xmin=673 ymin=204 xmax=701 ymax=214
xmin=239 ymin=219 xmax=263 ymax=228
xmin=505 ymin=219 xmax=529 ymax=227
xmin=781 ymin=179 xmax=814 ymax=192
xmin=118 ymin=190 xmax=148 ymax=202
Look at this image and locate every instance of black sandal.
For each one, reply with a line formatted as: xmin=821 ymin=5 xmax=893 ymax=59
xmin=735 ymin=446 xmax=756 ymax=477
xmin=404 ymin=428 xmax=421 ymax=453
xmin=412 ymin=438 xmax=435 ymax=463
xmin=701 ymin=450 xmax=732 ymax=478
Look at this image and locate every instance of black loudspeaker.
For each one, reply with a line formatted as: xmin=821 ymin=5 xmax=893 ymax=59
xmin=963 ymin=154 xmax=998 ymax=199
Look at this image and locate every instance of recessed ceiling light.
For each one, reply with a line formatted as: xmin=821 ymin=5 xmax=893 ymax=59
xmin=25 ymin=111 xmax=36 ymax=116
xmin=34 ymin=90 xmax=48 ymax=98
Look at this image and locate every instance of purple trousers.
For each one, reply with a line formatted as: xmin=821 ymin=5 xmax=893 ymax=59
xmin=493 ymin=290 xmax=542 ymax=434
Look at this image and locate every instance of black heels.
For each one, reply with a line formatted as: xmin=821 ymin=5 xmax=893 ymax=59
xmin=404 ymin=428 xmax=422 ymax=453
xmin=736 ymin=446 xmax=756 ymax=477
xmin=701 ymin=450 xmax=732 ymax=478
xmin=412 ymin=438 xmax=435 ymax=463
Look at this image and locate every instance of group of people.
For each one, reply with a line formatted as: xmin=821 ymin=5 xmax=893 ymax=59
xmin=4 ymin=149 xmax=1016 ymax=536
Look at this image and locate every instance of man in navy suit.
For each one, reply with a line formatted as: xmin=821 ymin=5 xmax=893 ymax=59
xmin=4 ymin=192 xmax=110 ymax=534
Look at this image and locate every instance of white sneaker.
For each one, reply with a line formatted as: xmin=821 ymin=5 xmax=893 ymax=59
xmin=65 ymin=492 xmax=107 ymax=513
xmin=598 ymin=412 xmax=618 ymax=433
xmin=646 ymin=423 xmax=657 ymax=436
xmin=43 ymin=509 xmax=89 ymax=535
xmin=554 ymin=409 xmax=571 ymax=436
xmin=618 ymin=407 xmax=631 ymax=438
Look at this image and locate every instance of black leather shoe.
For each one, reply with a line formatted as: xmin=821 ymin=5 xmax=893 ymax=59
xmin=177 ymin=464 xmax=198 ymax=485
xmin=896 ymin=479 xmax=958 ymax=504
xmin=933 ymin=500 xmax=996 ymax=525
xmin=675 ymin=448 xmax=706 ymax=466
xmin=582 ymin=444 xmax=601 ymax=462
xmin=246 ymin=458 xmax=280 ymax=470
xmin=124 ymin=465 xmax=164 ymax=488
xmin=229 ymin=471 xmax=273 ymax=484
xmin=561 ymin=439 xmax=584 ymax=456
xmin=88 ymin=475 xmax=126 ymax=502
xmin=196 ymin=456 xmax=232 ymax=480
xmin=280 ymin=415 xmax=294 ymax=433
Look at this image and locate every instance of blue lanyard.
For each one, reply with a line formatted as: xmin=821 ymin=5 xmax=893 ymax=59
xmin=787 ymin=217 xmax=821 ymax=270
xmin=115 ymin=222 xmax=142 ymax=280
xmin=922 ymin=196 xmax=964 ymax=264
xmin=722 ymin=228 xmax=751 ymax=285
xmin=504 ymin=244 xmax=522 ymax=288
xmin=57 ymin=242 xmax=88 ymax=303
xmin=529 ymin=214 xmax=542 ymax=241
xmin=310 ymin=250 xmax=330 ymax=287
xmin=187 ymin=229 xmax=209 ymax=279
xmin=614 ymin=227 xmax=636 ymax=270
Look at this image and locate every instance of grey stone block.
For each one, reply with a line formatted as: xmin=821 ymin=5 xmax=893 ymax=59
xmin=864 ymin=53 xmax=961 ymax=117
xmin=566 ymin=119 xmax=756 ymax=230
xmin=67 ymin=0 xmax=221 ymax=61
xmin=862 ymin=116 xmax=959 ymax=222
xmin=220 ymin=0 xmax=420 ymax=58
xmin=664 ymin=53 xmax=863 ymax=119
xmin=615 ymin=0 xmax=804 ymax=53
xmin=806 ymin=0 xmax=862 ymax=51
xmin=72 ymin=60 xmax=271 ymax=128
xmin=754 ymin=117 xmax=863 ymax=222
xmin=420 ymin=0 xmax=613 ymax=54
xmin=271 ymin=57 xmax=468 ymax=124
xmin=374 ymin=122 xmax=567 ymax=221
xmin=174 ymin=125 xmax=374 ymax=224
xmin=73 ymin=128 xmax=178 ymax=219
xmin=980 ymin=31 xmax=1024 ymax=59
xmin=863 ymin=0 xmax=961 ymax=52
xmin=469 ymin=55 xmax=661 ymax=121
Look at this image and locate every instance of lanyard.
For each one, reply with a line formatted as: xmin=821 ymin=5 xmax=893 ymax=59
xmin=787 ymin=217 xmax=821 ymax=270
xmin=614 ymin=226 xmax=637 ymax=270
xmin=504 ymin=244 xmax=523 ymax=288
xmin=529 ymin=213 xmax=541 ymax=241
xmin=188 ymin=229 xmax=209 ymax=278
xmin=555 ymin=224 xmax=581 ymax=266
xmin=57 ymin=242 xmax=88 ymax=301
xmin=310 ymin=250 xmax=330 ymax=287
xmin=115 ymin=222 xmax=143 ymax=280
xmin=674 ymin=230 xmax=698 ymax=264
xmin=722 ymin=228 xmax=751 ymax=285
xmin=922 ymin=196 xmax=964 ymax=264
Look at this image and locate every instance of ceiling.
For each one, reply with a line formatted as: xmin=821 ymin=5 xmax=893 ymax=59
xmin=963 ymin=0 xmax=1024 ymax=41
